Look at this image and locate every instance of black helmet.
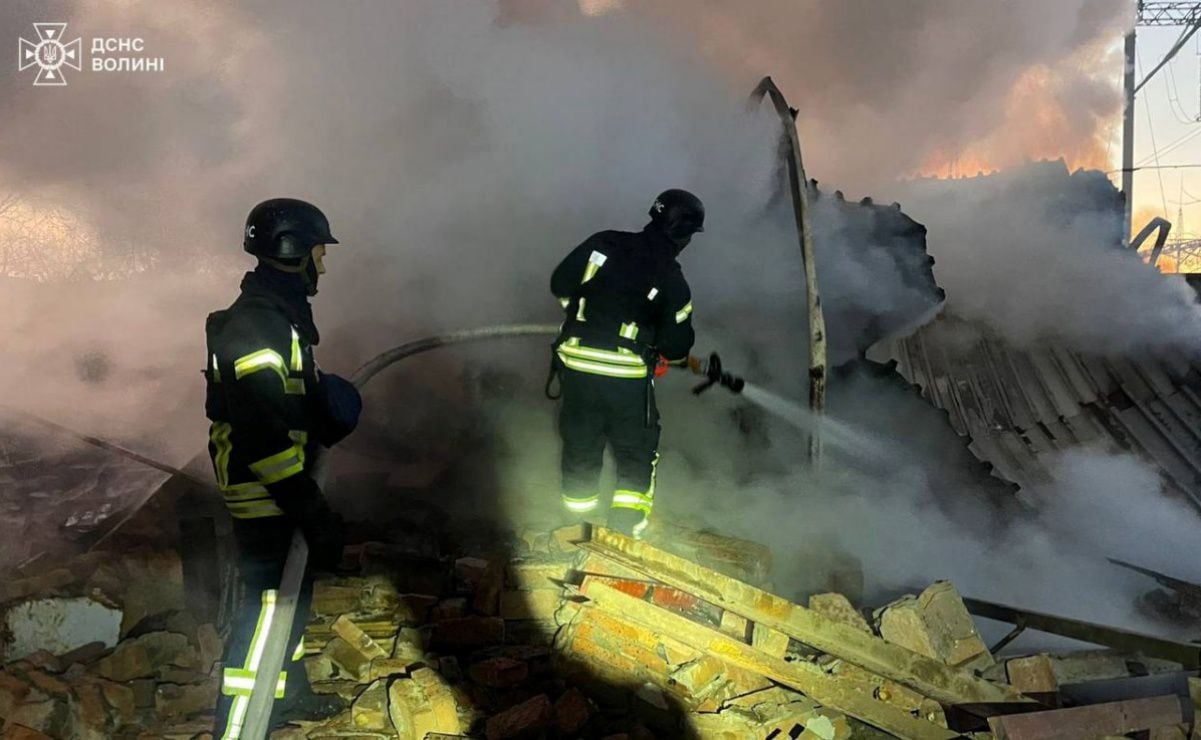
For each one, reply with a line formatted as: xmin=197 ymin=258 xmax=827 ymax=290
xmin=243 ymin=198 xmax=338 ymax=260
xmin=649 ymin=189 xmax=705 ymax=248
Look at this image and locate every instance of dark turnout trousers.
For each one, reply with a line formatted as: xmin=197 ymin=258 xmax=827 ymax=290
xmin=214 ymin=518 xmax=313 ymax=739
xmin=558 ymin=368 xmax=660 ymax=535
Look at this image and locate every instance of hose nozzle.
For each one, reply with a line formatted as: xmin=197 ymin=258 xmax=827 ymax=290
xmin=691 ymin=352 xmax=745 ymax=395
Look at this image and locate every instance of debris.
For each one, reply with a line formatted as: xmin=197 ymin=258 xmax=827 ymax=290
xmin=553 ymin=687 xmax=593 ymax=735
xmin=875 ymin=581 xmax=995 ymax=672
xmin=485 ymin=693 xmax=552 ymax=740
xmin=1006 ymin=654 xmax=1058 ymax=695
xmin=987 ymin=694 xmax=1185 ymax=738
xmin=0 ymin=598 xmax=122 ymax=663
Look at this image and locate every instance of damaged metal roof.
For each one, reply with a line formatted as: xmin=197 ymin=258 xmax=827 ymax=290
xmin=869 ymin=315 xmax=1201 ymax=510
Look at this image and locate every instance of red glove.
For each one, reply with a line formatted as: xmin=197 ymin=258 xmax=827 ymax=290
xmin=654 ymin=355 xmax=669 ymax=378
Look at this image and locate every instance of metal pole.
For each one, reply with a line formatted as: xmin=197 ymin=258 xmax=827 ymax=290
xmin=748 ymin=76 xmax=828 ymax=468
xmin=1123 ymin=27 xmax=1137 ymax=244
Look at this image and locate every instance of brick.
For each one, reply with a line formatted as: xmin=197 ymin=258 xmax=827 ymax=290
xmin=154 ymin=680 xmax=217 ymax=719
xmin=94 ymin=642 xmax=153 ymax=682
xmin=67 ymin=682 xmax=109 ymax=740
xmin=874 ymin=581 xmax=994 ymax=671
xmin=550 ymin=523 xmax=589 ymax=553
xmin=467 ymin=657 xmax=528 ymax=688
xmin=195 ymin=623 xmax=223 ymax=671
xmin=393 ymin=627 xmax=426 ymax=661
xmin=808 ymin=593 xmax=872 ymax=634
xmin=499 ymin=590 xmax=562 ymax=621
xmin=365 ymin=657 xmax=418 ymax=681
xmin=751 ymin=623 xmax=790 ymax=658
xmin=472 ymin=558 xmax=505 ymax=616
xmin=486 ymin=693 xmax=552 ymax=739
xmin=6 ymin=699 xmax=66 ymax=738
xmin=351 ymin=679 xmax=388 ymax=731
xmin=24 ymin=672 xmax=68 ymax=700
xmin=56 ymin=642 xmax=108 ymax=669
xmin=1007 ymin=654 xmax=1058 ymax=695
xmin=331 ymin=615 xmax=388 ymax=660
xmin=97 ymin=680 xmax=136 ymax=725
xmin=719 ymin=610 xmax=750 ymax=640
xmin=0 ymin=672 xmax=32 ymax=716
xmin=322 ymin=637 xmax=372 ymax=681
xmin=431 ymin=598 xmax=468 ymax=622
xmin=506 ymin=559 xmax=570 ymax=591
xmin=430 ymin=617 xmax=504 ymax=651
xmin=454 ymin=557 xmax=489 ymax=590
xmin=128 ymin=679 xmax=156 ymax=708
xmin=553 ymin=688 xmax=594 ymax=735
xmin=397 ymin=594 xmax=439 ymax=625
xmin=388 ymin=668 xmax=462 ymax=739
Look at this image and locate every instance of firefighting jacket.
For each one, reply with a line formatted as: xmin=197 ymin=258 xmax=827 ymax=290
xmin=551 ymin=226 xmax=695 ymax=378
xmin=204 ymin=271 xmax=325 ymax=520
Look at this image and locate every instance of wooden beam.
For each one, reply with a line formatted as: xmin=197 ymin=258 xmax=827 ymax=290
xmin=987 ymin=695 xmax=1184 ymax=739
xmin=583 ymin=579 xmax=959 ymax=740
xmin=585 ymin=528 xmax=1031 ymax=707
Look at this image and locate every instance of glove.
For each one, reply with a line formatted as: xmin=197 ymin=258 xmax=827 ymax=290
xmin=316 ymin=372 xmax=363 ymax=447
xmin=267 ymin=475 xmax=346 ymax=571
xmin=654 ymin=355 xmax=669 ymax=379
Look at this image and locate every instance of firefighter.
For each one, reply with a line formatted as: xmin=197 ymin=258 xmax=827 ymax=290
xmin=205 ymin=198 xmax=362 ymax=737
xmin=550 ymin=189 xmax=702 ymax=538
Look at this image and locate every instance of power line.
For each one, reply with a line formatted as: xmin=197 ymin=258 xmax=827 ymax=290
xmin=1140 ymin=51 xmax=1173 ymax=218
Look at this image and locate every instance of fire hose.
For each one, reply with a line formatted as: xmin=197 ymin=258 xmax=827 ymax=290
xmin=241 ymin=324 xmax=745 ymax=738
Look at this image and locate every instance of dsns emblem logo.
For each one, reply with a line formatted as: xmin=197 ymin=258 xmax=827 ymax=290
xmin=18 ymin=23 xmax=82 ymax=86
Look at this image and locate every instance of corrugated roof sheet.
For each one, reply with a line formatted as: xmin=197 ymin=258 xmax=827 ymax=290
xmin=869 ymin=315 xmax=1201 ymax=510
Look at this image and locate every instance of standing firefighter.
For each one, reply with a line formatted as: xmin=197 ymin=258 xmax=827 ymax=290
xmin=550 ymin=189 xmax=702 ymax=538
xmin=205 ymin=198 xmax=362 ymax=737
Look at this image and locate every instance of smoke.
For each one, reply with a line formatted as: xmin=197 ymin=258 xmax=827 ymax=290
xmin=1 ymin=0 xmax=1198 ymax=640
xmin=887 ymin=163 xmax=1201 ymax=356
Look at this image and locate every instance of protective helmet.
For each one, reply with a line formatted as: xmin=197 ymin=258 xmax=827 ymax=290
xmin=243 ymin=198 xmax=338 ymax=260
xmin=649 ymin=189 xmax=705 ymax=246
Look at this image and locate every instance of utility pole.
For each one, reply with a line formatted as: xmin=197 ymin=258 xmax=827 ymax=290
xmin=1124 ymin=27 xmax=1137 ymax=243
xmin=1123 ymin=1 xmax=1201 ymax=243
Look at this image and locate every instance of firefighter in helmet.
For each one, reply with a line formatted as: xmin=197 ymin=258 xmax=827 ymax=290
xmin=205 ymin=198 xmax=362 ymax=736
xmin=550 ymin=189 xmax=702 ymax=538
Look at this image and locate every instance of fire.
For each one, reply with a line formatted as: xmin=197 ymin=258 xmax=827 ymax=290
xmin=914 ymin=63 xmax=1117 ymax=179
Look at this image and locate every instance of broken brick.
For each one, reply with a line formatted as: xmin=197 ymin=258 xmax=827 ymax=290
xmin=351 ymin=679 xmax=388 ymax=731
xmin=1007 ymin=654 xmax=1058 ymax=695
xmin=506 ymin=559 xmax=570 ymax=591
xmin=331 ymin=615 xmax=388 ymax=661
xmin=454 ymin=557 xmax=489 ymax=590
xmin=485 ymin=693 xmax=552 ymax=740
xmin=321 ymin=636 xmax=372 ymax=681
xmin=809 ymin=593 xmax=872 ymax=634
xmin=553 ymin=688 xmax=593 ymax=735
xmin=874 ymin=581 xmax=994 ymax=671
xmin=467 ymin=657 xmax=528 ymax=688
xmin=154 ymin=680 xmax=217 ymax=719
xmin=472 ymin=558 xmax=505 ymax=616
xmin=0 ymin=672 xmax=32 ymax=716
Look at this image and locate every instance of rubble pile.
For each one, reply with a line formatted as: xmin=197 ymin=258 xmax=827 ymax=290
xmin=282 ymin=525 xmax=1201 ymax=739
xmin=2 ymin=525 xmax=1200 ymax=739
xmin=0 ymin=548 xmax=223 ymax=739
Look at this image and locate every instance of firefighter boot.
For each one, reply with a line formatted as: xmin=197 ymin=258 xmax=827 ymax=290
xmin=607 ymin=507 xmax=649 ymax=540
